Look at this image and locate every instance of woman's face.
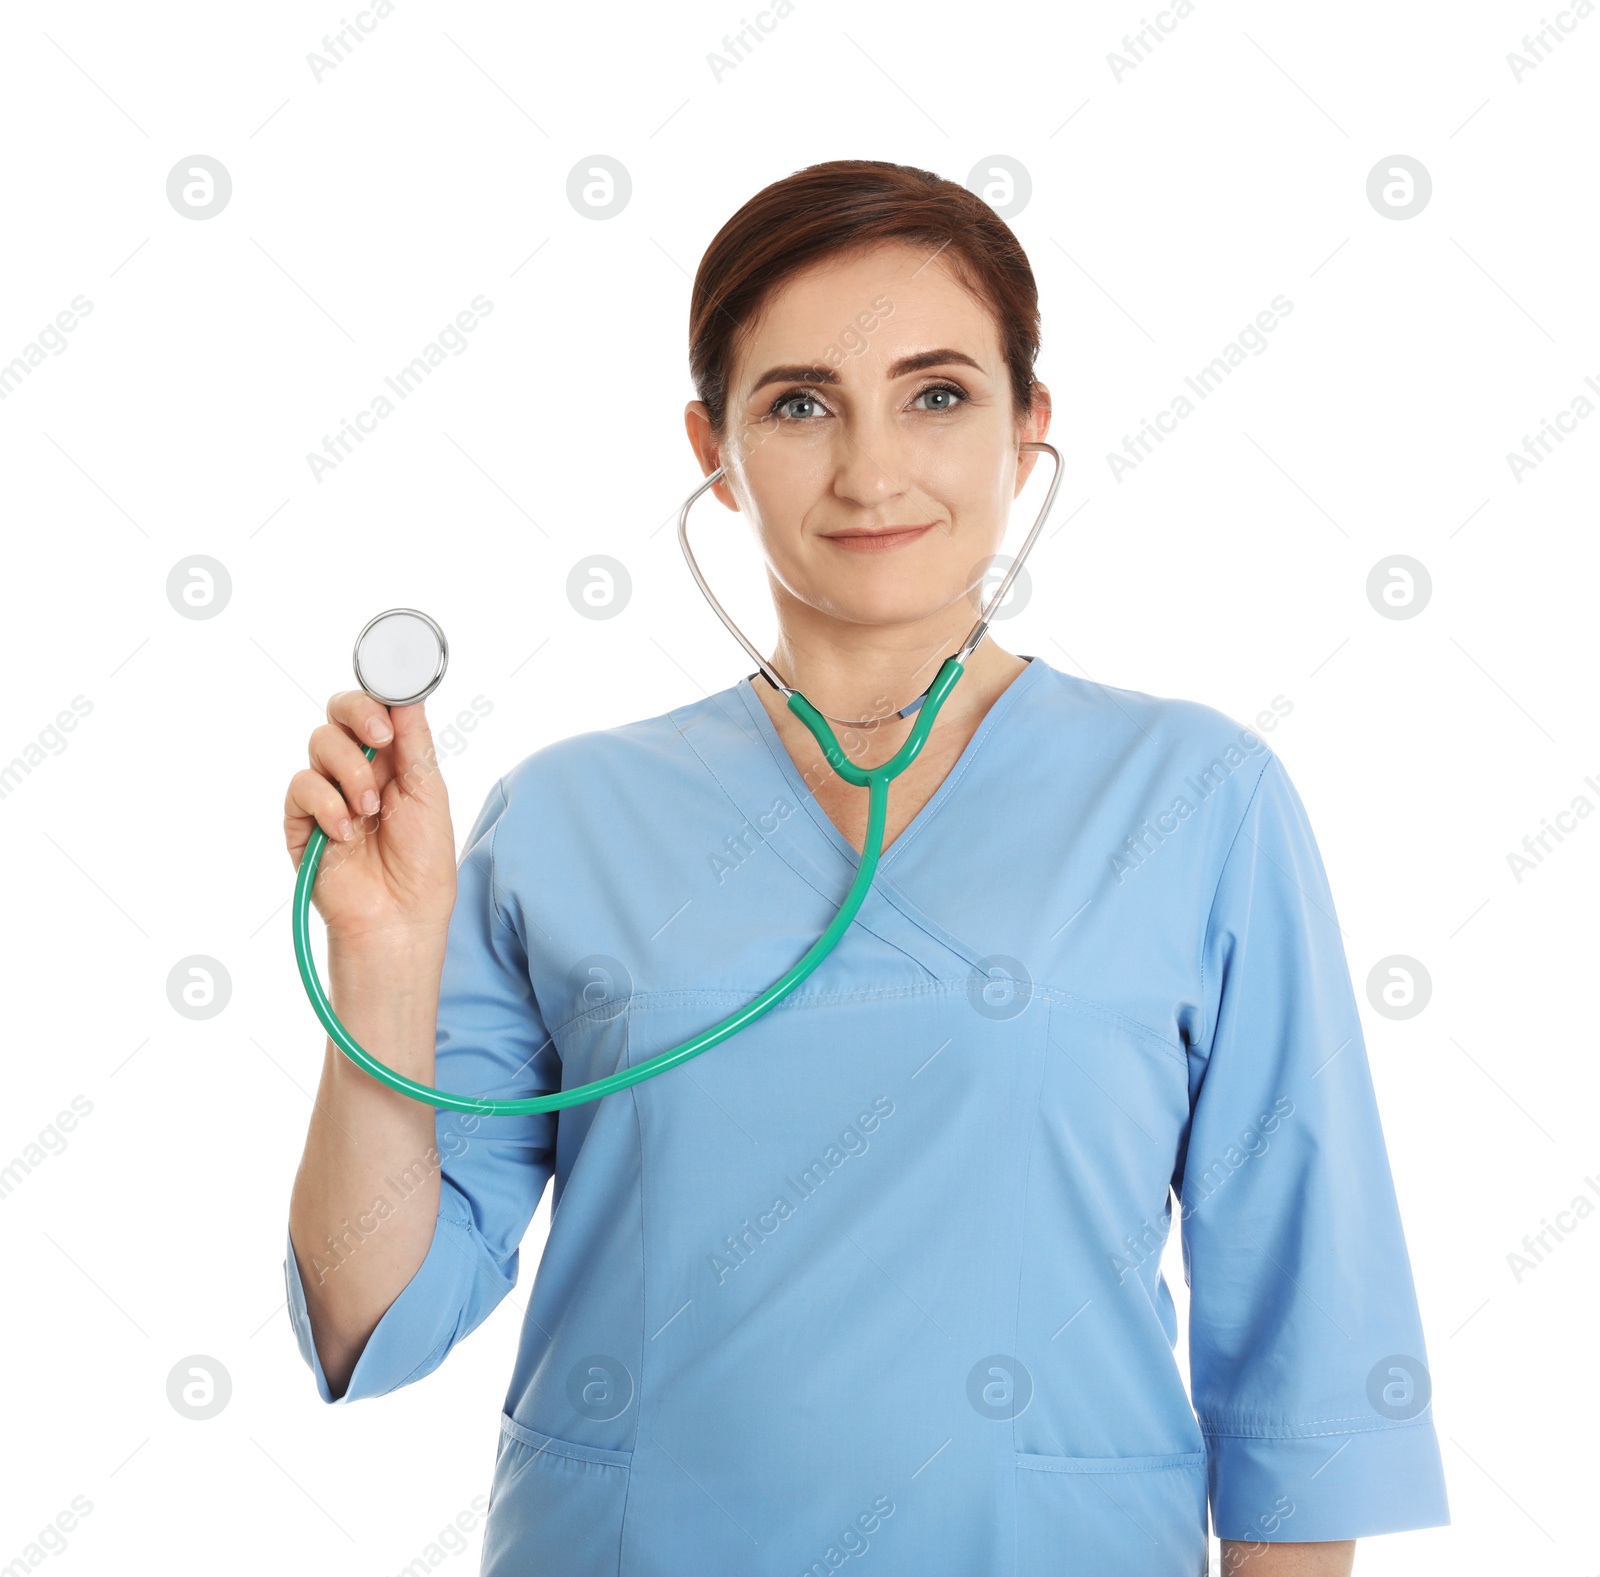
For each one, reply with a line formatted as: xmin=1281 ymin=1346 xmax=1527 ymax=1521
xmin=686 ymin=240 xmax=1051 ymax=635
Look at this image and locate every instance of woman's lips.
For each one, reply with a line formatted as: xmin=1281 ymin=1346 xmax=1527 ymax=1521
xmin=820 ymin=523 xmax=935 ymax=554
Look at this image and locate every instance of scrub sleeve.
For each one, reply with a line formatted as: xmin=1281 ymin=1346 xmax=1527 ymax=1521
xmin=1178 ymin=752 xmax=1449 ymax=1541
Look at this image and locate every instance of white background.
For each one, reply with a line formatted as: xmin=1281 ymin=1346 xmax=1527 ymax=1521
xmin=0 ymin=0 xmax=1594 ymax=1572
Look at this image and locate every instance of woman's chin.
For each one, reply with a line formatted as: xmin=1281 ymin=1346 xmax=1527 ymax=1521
xmin=809 ymin=588 xmax=961 ymax=630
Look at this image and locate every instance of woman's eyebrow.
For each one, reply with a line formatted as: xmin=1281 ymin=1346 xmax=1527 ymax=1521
xmin=746 ymin=348 xmax=984 ymax=395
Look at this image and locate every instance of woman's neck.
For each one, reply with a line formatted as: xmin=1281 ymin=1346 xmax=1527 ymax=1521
xmin=757 ymin=621 xmax=1028 ymax=765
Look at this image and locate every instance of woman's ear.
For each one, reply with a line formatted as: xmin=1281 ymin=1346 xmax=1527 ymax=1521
xmin=1013 ymin=381 xmax=1053 ymax=496
xmin=683 ymin=401 xmax=742 ymax=511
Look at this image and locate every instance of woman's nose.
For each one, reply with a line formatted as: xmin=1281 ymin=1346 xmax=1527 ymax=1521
xmin=827 ymin=417 xmax=912 ymax=509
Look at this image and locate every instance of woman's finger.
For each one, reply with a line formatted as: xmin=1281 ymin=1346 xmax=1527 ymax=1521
xmin=308 ymin=723 xmax=385 ymax=822
xmin=284 ymin=766 xmax=359 ymax=854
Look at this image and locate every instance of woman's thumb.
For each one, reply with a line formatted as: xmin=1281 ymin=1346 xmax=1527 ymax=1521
xmin=384 ymin=700 xmax=444 ymax=802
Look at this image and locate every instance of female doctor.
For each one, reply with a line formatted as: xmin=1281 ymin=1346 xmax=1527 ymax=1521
xmin=283 ymin=160 xmax=1450 ymax=1575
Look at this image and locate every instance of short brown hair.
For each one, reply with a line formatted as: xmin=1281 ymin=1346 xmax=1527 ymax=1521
xmin=689 ymin=159 xmax=1040 ymax=439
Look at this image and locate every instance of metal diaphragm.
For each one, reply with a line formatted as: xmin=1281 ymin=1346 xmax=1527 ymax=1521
xmin=352 ymin=607 xmax=449 ymax=707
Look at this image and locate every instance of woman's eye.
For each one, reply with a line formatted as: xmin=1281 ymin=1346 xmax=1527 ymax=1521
xmin=773 ymin=392 xmax=824 ymax=420
xmin=912 ymin=383 xmax=967 ymax=413
xmin=766 ymin=384 xmax=966 ymax=420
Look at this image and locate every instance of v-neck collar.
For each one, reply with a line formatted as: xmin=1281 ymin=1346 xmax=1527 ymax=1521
xmin=734 ymin=653 xmax=1044 ymax=873
xmin=671 ymin=655 xmax=1046 ymax=976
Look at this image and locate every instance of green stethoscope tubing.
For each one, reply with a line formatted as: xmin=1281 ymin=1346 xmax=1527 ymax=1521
xmin=292 ymin=657 xmax=968 ymax=1116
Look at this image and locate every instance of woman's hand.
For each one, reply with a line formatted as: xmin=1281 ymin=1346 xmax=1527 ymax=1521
xmin=283 ymin=690 xmax=458 ymax=945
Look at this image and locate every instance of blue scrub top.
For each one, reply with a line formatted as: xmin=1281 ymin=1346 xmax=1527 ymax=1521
xmin=284 ymin=655 xmax=1450 ymax=1574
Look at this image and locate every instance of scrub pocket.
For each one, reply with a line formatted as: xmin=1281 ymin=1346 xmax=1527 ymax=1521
xmin=481 ymin=1412 xmax=634 ymax=1577
xmin=1014 ymin=1448 xmax=1209 ymax=1576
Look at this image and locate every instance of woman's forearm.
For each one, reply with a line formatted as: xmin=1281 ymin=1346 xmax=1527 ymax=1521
xmin=1221 ymin=1538 xmax=1355 ymax=1574
xmin=287 ymin=927 xmax=450 ymax=1397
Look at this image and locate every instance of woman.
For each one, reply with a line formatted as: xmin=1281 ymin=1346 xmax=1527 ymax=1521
xmin=283 ymin=160 xmax=1449 ymax=1576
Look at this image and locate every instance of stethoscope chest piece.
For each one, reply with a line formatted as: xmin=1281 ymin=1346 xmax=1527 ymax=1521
xmin=352 ymin=607 xmax=449 ymax=707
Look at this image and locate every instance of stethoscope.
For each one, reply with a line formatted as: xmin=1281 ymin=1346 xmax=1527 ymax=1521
xmin=293 ymin=441 xmax=1063 ymax=1114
